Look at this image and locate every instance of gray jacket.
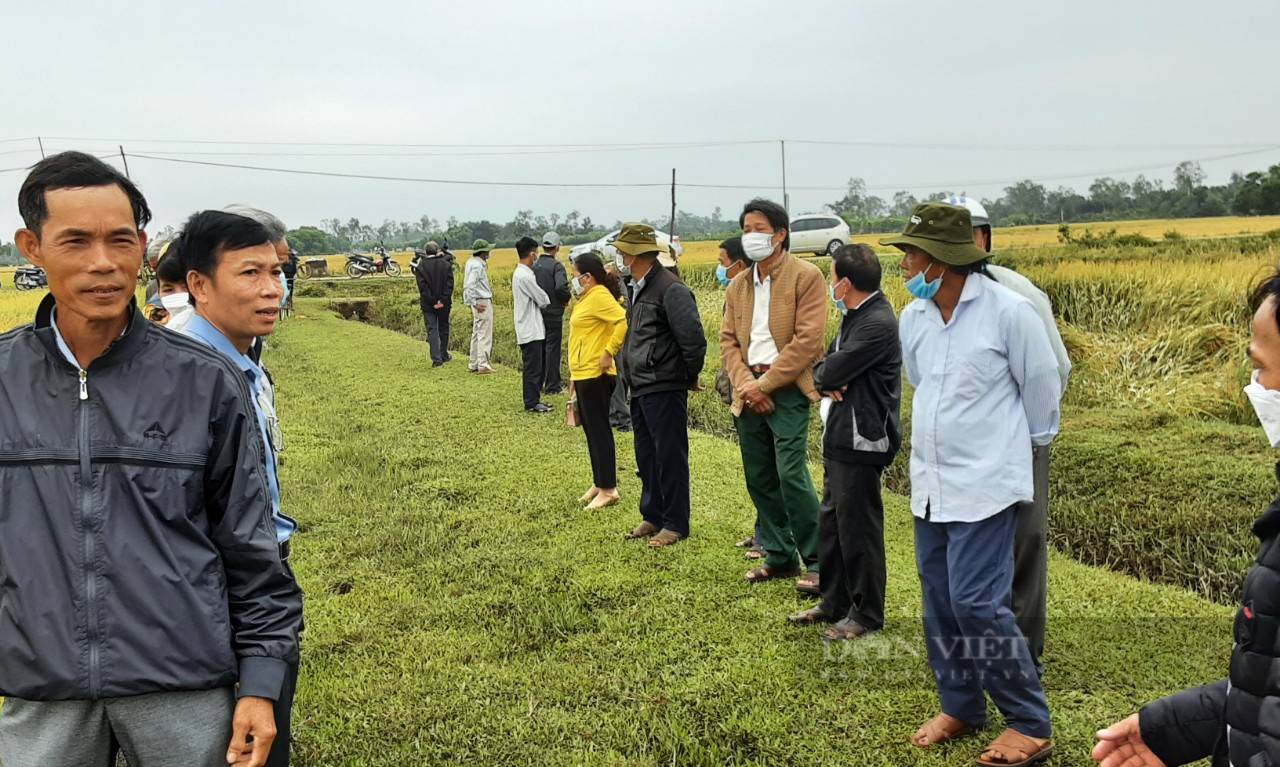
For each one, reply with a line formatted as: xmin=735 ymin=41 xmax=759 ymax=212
xmin=0 ymin=295 xmax=302 ymax=702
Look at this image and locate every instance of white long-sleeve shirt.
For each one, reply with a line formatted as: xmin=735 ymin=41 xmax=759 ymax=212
xmin=462 ymin=256 xmax=492 ymax=306
xmin=900 ymin=273 xmax=1061 ymax=523
xmin=512 ymin=263 xmax=550 ymax=345
xmin=986 ymin=264 xmax=1072 ymax=395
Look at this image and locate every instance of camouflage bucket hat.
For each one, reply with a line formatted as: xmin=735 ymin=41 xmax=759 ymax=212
xmin=879 ymin=202 xmax=988 ymax=266
xmin=611 ymin=222 xmax=661 ymax=257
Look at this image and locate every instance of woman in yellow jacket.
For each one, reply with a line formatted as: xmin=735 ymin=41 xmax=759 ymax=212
xmin=569 ymin=252 xmax=629 ymax=509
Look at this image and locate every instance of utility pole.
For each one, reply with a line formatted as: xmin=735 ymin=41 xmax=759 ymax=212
xmin=119 ymin=146 xmax=132 ymax=179
xmin=670 ymin=168 xmax=676 ymax=240
xmin=781 ymin=140 xmax=789 ymax=214
xmin=37 ymin=137 xmax=45 ymax=159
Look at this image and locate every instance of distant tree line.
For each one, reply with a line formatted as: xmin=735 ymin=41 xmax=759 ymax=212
xmin=819 ymin=160 xmax=1280 ymax=235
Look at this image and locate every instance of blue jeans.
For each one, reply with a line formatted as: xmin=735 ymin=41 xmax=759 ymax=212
xmin=914 ymin=507 xmax=1051 ymax=738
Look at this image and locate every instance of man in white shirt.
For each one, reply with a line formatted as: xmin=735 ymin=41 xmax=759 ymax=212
xmin=512 ymin=236 xmax=552 ymax=413
xmin=463 ymin=239 xmax=497 ymax=374
xmin=884 ymin=203 xmax=1059 ymax=766
xmin=946 ymin=195 xmax=1070 ymax=677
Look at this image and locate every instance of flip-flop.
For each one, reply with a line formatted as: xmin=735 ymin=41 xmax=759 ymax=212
xmin=744 ymin=565 xmax=802 ymax=583
xmin=976 ymin=730 xmax=1053 ymax=767
xmin=911 ymin=713 xmax=982 ymax=748
xmin=787 ymin=606 xmax=833 ymax=624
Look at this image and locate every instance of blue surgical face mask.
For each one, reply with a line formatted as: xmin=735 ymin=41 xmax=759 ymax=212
xmin=904 ymin=262 xmax=943 ymax=300
xmin=715 ymin=264 xmax=733 ymax=287
xmin=830 ymin=279 xmax=848 ymax=312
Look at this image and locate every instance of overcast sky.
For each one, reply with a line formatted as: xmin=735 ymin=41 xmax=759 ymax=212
xmin=3 ymin=0 xmax=1279 ymax=238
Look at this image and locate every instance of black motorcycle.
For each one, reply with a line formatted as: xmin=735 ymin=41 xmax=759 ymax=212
xmin=14 ymin=266 xmax=47 ymax=291
xmin=345 ymin=246 xmax=402 ymax=279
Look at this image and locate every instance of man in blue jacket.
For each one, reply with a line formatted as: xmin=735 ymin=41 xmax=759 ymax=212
xmin=0 ymin=152 xmax=301 ymax=767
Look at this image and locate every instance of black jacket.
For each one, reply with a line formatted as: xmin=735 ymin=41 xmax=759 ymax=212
xmin=413 ymin=254 xmax=454 ymax=309
xmin=533 ymin=254 xmax=571 ymax=315
xmin=0 ymin=295 xmax=302 ymax=702
xmin=618 ymin=263 xmax=706 ymax=397
xmin=1140 ymin=471 xmax=1280 ymax=766
xmin=811 ymin=293 xmax=902 ymax=466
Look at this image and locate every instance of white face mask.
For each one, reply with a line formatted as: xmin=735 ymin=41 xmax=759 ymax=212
xmin=1245 ymin=369 xmax=1280 ymax=447
xmin=571 ymin=275 xmax=585 ymax=296
xmin=614 ymin=250 xmax=631 ymax=277
xmin=160 ymin=292 xmax=191 ymax=315
xmin=741 ymin=231 xmax=777 ymax=262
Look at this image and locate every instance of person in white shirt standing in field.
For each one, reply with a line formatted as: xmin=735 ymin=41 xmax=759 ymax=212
xmin=511 ymin=236 xmax=552 ymax=413
xmin=884 ymin=202 xmax=1060 ymax=767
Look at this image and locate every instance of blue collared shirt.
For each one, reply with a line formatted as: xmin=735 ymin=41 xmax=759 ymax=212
xmin=181 ymin=313 xmax=295 ymax=543
xmin=900 ymin=273 xmax=1061 ymax=524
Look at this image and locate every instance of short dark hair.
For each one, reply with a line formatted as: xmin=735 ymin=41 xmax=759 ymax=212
xmin=516 ymin=236 xmax=539 ymax=260
xmin=719 ymin=235 xmax=748 ymax=265
xmin=738 ymin=197 xmax=790 ymax=251
xmin=832 ymin=244 xmax=881 ymax=292
xmin=1252 ymin=267 xmax=1280 ymax=332
xmin=174 ymin=210 xmax=274 ymax=283
xmin=18 ymin=151 xmax=152 ymax=237
xmin=155 ymin=248 xmax=186 ymax=285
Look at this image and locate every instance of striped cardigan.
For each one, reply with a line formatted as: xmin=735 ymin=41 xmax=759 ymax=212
xmin=719 ymin=252 xmax=828 ymax=417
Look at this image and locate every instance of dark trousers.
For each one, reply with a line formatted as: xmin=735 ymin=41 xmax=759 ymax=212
xmin=519 ymin=340 xmax=545 ymax=410
xmin=915 ymin=507 xmax=1051 ymax=738
xmin=266 ymin=656 xmax=298 ymax=767
xmin=422 ymin=304 xmax=451 ymax=365
xmin=609 ymin=375 xmax=631 ymax=429
xmin=818 ymin=460 xmax=886 ymax=630
xmin=1013 ymin=444 xmax=1050 ymax=672
xmin=541 ymin=312 xmax=564 ymax=393
xmin=576 ymin=375 xmax=617 ymax=488
xmin=734 ymin=383 xmax=820 ymax=572
xmin=631 ymin=390 xmax=691 ymax=536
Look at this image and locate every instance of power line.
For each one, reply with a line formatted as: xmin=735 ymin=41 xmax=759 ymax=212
xmin=126 ymin=154 xmax=671 ymax=188
xmin=63 ymin=142 xmax=767 ymax=159
xmin=791 ymin=139 xmax=1277 ymax=152
xmin=46 ymin=136 xmax=777 ymax=150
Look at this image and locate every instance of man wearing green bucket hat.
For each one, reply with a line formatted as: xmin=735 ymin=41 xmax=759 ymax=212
xmin=463 ymin=239 xmax=497 ymax=374
xmin=614 ymin=222 xmax=706 ymax=547
xmin=883 ymin=202 xmax=1060 ymax=766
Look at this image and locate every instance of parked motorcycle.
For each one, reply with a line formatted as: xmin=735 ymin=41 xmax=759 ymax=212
xmin=345 ymin=245 xmax=402 ymax=278
xmin=14 ymin=266 xmax=48 ymax=291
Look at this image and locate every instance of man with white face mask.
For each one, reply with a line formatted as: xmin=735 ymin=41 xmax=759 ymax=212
xmin=1092 ymin=270 xmax=1280 ymax=767
xmin=720 ymin=198 xmax=827 ymax=594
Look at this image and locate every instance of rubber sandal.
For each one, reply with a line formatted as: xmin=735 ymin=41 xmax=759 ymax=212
xmin=976 ymin=730 xmax=1053 ymax=767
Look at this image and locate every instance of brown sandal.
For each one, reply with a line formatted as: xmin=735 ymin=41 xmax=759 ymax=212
xmin=744 ymin=565 xmax=802 ymax=583
xmin=744 ymin=544 xmax=766 ymax=560
xmin=625 ymin=521 xmax=659 ymax=539
xmin=795 ymin=571 xmax=820 ymax=596
xmin=647 ymin=529 xmax=684 ymax=548
xmin=787 ymin=606 xmax=833 ymax=624
xmin=911 ymin=713 xmax=981 ymax=748
xmin=976 ymin=729 xmax=1052 ymax=766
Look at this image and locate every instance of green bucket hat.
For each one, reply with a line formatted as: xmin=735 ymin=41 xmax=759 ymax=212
xmin=611 ymin=222 xmax=661 ymax=257
xmin=471 ymin=239 xmax=497 ymax=254
xmin=879 ymin=202 xmax=988 ymax=266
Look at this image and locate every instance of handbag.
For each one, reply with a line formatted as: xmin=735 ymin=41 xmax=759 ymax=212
xmin=566 ymin=397 xmax=582 ymax=427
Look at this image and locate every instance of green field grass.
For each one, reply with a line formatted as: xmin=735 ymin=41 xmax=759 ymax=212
xmin=269 ymin=305 xmax=1229 ymax=765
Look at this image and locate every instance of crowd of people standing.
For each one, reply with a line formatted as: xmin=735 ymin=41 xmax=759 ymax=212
xmin=3 ymin=150 xmax=1279 ymax=766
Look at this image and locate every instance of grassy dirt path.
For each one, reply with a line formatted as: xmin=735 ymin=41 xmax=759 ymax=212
xmin=276 ymin=303 xmax=1231 ymax=766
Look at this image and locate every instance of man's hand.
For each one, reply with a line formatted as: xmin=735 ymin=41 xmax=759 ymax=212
xmin=475 ymin=302 xmax=487 ymax=313
xmin=434 ymin=301 xmax=444 ymax=309
xmin=599 ymin=351 xmax=613 ymax=374
xmin=1092 ymin=714 xmax=1165 ymax=767
xmin=226 ymin=696 xmax=276 ymax=766
xmin=738 ymin=380 xmax=773 ymax=413
xmin=691 ymin=379 xmax=705 ymax=392
xmin=823 ymin=384 xmax=849 ymax=402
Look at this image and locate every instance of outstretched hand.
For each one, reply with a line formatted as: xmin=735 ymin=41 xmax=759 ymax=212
xmin=1092 ymin=714 xmax=1165 ymax=767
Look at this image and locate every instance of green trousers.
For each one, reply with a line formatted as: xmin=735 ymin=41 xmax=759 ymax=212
xmin=735 ymin=383 xmax=820 ymax=572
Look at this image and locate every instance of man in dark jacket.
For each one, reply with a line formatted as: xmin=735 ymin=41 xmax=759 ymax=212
xmin=533 ymin=231 xmax=571 ymax=393
xmin=615 ymin=222 xmax=706 ymax=547
xmin=1093 ymin=269 xmax=1280 ymax=767
xmin=413 ymin=240 xmax=455 ymax=367
xmin=789 ymin=244 xmax=901 ymax=640
xmin=0 ymin=152 xmax=301 ymax=767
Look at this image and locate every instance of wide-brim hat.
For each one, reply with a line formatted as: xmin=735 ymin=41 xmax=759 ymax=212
xmin=612 ymin=222 xmax=661 ymax=257
xmin=471 ymin=239 xmax=497 ymax=253
xmin=879 ymin=202 xmax=988 ymax=266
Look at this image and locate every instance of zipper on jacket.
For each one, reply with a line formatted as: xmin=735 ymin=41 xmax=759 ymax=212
xmin=77 ymin=368 xmax=102 ymax=697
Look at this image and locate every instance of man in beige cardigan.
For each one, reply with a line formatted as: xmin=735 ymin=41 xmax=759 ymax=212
xmin=721 ymin=198 xmax=828 ymax=592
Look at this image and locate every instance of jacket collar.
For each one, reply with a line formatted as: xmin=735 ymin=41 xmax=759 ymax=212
xmin=632 ymin=262 xmax=669 ymax=301
xmin=33 ymin=293 xmax=148 ymax=371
